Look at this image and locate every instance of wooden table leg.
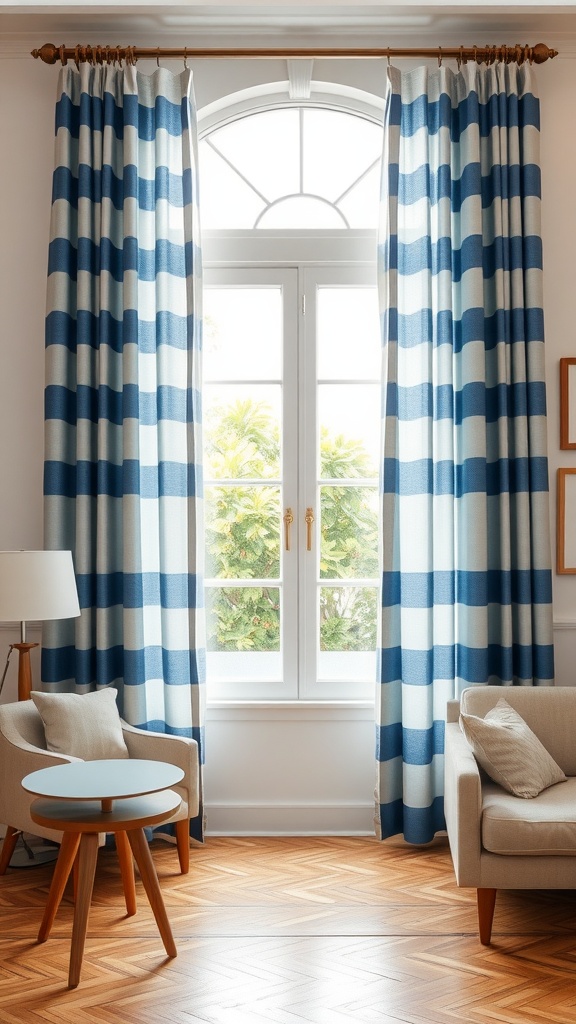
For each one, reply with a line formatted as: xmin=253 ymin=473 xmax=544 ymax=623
xmin=38 ymin=832 xmax=81 ymax=943
xmin=115 ymin=830 xmax=137 ymax=916
xmin=127 ymin=828 xmax=177 ymax=958
xmin=68 ymin=833 xmax=99 ymax=989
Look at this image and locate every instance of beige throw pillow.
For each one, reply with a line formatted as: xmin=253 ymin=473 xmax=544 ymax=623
xmin=460 ymin=697 xmax=566 ymax=799
xmin=31 ymin=688 xmax=129 ymax=761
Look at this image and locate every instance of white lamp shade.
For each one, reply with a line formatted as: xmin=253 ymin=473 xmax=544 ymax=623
xmin=0 ymin=550 xmax=81 ymax=623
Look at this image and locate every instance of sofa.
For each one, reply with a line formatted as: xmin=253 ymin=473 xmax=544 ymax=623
xmin=444 ymin=685 xmax=576 ymax=944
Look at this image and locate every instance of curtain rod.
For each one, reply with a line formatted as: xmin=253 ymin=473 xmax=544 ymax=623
xmin=32 ymin=42 xmax=558 ymax=67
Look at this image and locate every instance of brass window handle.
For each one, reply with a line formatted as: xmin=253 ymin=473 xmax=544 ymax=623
xmin=283 ymin=508 xmax=294 ymax=551
xmin=305 ymin=507 xmax=314 ymax=551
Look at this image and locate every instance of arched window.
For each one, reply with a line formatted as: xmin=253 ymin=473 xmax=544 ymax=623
xmin=199 ymin=104 xmax=383 ymax=229
xmin=200 ymin=93 xmax=383 ymax=702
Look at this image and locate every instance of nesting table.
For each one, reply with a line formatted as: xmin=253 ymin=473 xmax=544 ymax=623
xmin=22 ymin=759 xmax=184 ymax=989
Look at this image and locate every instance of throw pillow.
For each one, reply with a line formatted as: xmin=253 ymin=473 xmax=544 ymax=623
xmin=31 ymin=688 xmax=129 ymax=761
xmin=459 ymin=697 xmax=566 ymax=799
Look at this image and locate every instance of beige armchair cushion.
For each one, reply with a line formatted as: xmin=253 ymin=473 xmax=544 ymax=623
xmin=460 ymin=697 xmax=566 ymax=799
xmin=30 ymin=688 xmax=129 ymax=761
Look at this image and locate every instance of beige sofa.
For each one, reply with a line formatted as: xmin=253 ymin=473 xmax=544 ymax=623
xmin=444 ymin=685 xmax=576 ymax=944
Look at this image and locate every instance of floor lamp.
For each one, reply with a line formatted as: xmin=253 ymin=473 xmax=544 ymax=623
xmin=0 ymin=550 xmax=80 ymax=702
xmin=0 ymin=550 xmax=81 ymax=866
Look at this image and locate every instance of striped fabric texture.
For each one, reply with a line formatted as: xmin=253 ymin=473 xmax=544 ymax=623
xmin=377 ymin=61 xmax=554 ymax=844
xmin=43 ymin=64 xmax=205 ymax=836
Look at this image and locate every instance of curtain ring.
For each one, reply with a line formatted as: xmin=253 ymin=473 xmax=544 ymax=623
xmin=74 ymin=43 xmax=80 ymax=69
xmin=438 ymin=46 xmax=442 ymax=68
xmin=473 ymin=45 xmax=478 ymax=65
xmin=59 ymin=43 xmax=68 ymax=66
xmin=156 ymin=47 xmax=161 ymax=68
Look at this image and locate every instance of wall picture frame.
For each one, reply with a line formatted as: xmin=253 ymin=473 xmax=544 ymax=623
xmin=560 ymin=357 xmax=576 ymax=449
xmin=557 ymin=468 xmax=576 ymax=573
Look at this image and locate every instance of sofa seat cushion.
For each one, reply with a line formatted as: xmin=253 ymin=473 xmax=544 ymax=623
xmin=482 ymin=778 xmax=576 ymax=855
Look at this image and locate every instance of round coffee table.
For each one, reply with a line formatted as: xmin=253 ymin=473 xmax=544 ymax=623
xmin=22 ymin=759 xmax=184 ymax=989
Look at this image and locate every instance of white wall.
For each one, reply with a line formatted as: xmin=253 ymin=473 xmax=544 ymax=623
xmin=1 ymin=28 xmax=576 ymax=834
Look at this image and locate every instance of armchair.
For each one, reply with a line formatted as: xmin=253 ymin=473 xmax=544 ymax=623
xmin=0 ymin=699 xmax=199 ymax=876
xmin=445 ymin=686 xmax=576 ymax=944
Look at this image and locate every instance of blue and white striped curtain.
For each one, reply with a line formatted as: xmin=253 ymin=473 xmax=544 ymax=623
xmin=377 ymin=61 xmax=554 ymax=844
xmin=43 ymin=64 xmax=205 ymax=836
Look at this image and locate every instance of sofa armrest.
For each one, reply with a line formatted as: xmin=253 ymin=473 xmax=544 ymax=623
xmin=444 ymin=721 xmax=483 ymax=886
xmin=446 ymin=699 xmax=461 ymax=724
xmin=120 ymin=721 xmax=199 ymax=816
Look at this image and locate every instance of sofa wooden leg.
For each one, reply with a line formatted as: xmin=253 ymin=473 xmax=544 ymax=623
xmin=477 ymin=888 xmax=497 ymax=944
xmin=0 ymin=827 xmax=20 ymax=874
xmin=175 ymin=819 xmax=190 ymax=875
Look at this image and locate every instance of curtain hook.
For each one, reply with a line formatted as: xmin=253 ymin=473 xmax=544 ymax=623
xmin=184 ymin=46 xmax=188 ymax=69
xmin=387 ymin=48 xmax=391 ymax=69
xmin=473 ymin=45 xmax=478 ymax=65
xmin=438 ymin=46 xmax=442 ymax=68
xmin=156 ymin=47 xmax=161 ymax=68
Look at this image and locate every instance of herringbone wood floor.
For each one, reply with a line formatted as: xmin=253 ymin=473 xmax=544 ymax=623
xmin=1 ymin=835 xmax=576 ymax=1023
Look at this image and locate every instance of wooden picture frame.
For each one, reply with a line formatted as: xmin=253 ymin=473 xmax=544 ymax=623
xmin=557 ymin=468 xmax=576 ymax=573
xmin=560 ymin=358 xmax=576 ymax=449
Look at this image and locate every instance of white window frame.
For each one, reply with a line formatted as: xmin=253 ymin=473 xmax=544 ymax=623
xmin=199 ymin=85 xmax=384 ymax=703
xmin=204 ymin=234 xmax=379 ymax=703
xmin=299 ymin=264 xmax=380 ymax=702
xmin=204 ymin=264 xmax=299 ymax=702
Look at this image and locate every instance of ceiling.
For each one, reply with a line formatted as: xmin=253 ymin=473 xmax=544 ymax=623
xmin=2 ymin=4 xmax=576 ymax=47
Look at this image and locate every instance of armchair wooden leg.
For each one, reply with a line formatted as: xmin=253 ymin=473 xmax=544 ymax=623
xmin=0 ymin=827 xmax=20 ymax=874
xmin=477 ymin=887 xmax=497 ymax=944
xmin=175 ymin=819 xmax=190 ymax=874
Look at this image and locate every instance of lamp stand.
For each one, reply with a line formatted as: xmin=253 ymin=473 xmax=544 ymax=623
xmin=12 ymin=643 xmax=39 ymax=702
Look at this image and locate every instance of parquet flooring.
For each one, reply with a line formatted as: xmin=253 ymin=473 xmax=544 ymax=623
xmin=1 ymin=835 xmax=576 ymax=1023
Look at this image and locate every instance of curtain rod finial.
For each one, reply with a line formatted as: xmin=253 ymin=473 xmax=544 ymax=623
xmin=533 ymin=42 xmax=557 ymax=64
xmin=31 ymin=43 xmax=59 ymax=64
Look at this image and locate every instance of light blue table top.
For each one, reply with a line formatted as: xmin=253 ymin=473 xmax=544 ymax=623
xmin=22 ymin=759 xmax=184 ymax=801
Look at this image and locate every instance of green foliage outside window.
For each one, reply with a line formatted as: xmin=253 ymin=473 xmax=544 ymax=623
xmin=205 ymin=399 xmax=379 ymax=654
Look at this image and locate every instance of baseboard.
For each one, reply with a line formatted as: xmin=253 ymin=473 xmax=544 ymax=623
xmin=204 ymin=801 xmax=376 ymax=836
